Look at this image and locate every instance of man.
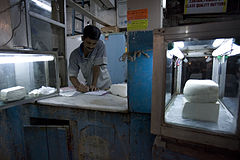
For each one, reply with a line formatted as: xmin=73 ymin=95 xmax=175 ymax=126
xmin=68 ymin=25 xmax=112 ymax=92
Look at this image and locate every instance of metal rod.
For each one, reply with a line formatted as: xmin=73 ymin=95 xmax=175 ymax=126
xmin=25 ymin=0 xmax=32 ymax=48
xmin=67 ymin=0 xmax=111 ymax=26
xmin=74 ymin=31 xmax=82 ymax=34
xmin=81 ymin=0 xmax=84 ymax=31
xmin=75 ymin=16 xmax=83 ymax=22
xmin=72 ymin=9 xmax=75 ymax=35
xmin=29 ymin=11 xmax=65 ymax=28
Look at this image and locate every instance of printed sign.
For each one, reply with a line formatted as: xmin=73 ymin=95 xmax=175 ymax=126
xmin=127 ymin=8 xmax=148 ymax=31
xmin=127 ymin=19 xmax=148 ymax=31
xmin=184 ymin=0 xmax=228 ymax=14
xmin=127 ymin=8 xmax=148 ymax=21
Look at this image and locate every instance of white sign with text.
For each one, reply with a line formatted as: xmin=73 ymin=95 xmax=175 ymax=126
xmin=184 ymin=0 xmax=228 ymax=14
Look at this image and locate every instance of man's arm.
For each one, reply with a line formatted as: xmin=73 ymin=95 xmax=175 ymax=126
xmin=69 ymin=76 xmax=89 ymax=93
xmin=89 ymin=65 xmax=100 ymax=91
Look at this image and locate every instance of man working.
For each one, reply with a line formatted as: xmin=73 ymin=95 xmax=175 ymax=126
xmin=68 ymin=25 xmax=112 ymax=92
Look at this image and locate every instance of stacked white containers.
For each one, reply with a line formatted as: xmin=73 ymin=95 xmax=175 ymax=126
xmin=182 ymin=79 xmax=220 ymax=122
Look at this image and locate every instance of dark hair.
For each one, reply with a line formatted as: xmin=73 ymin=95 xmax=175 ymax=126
xmin=83 ymin=25 xmax=101 ymax=40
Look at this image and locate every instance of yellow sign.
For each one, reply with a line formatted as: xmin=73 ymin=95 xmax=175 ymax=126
xmin=127 ymin=19 xmax=148 ymax=31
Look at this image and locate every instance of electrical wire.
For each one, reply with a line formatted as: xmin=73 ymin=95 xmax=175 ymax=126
xmin=0 ymin=0 xmax=24 ymax=47
xmin=0 ymin=0 xmax=24 ymax=15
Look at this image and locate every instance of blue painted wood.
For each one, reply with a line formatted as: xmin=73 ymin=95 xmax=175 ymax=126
xmin=153 ymin=148 xmax=197 ymax=160
xmin=47 ymin=127 xmax=69 ymax=160
xmin=76 ymin=110 xmax=130 ymax=160
xmin=24 ymin=126 xmax=70 ymax=160
xmin=128 ymin=31 xmax=153 ymax=52
xmin=0 ymin=106 xmax=25 ymax=160
xmin=25 ymin=106 xmax=130 ymax=160
xmin=130 ymin=113 xmax=155 ymax=160
xmin=127 ymin=31 xmax=153 ymax=113
xmin=0 ymin=104 xmax=155 ymax=160
xmin=101 ymin=33 xmax=127 ymax=84
xmin=24 ymin=127 xmax=49 ymax=160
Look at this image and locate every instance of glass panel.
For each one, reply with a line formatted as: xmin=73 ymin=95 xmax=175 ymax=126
xmin=222 ymin=55 xmax=240 ymax=117
xmin=181 ymin=57 xmax=213 ymax=92
xmin=0 ymin=51 xmax=58 ymax=108
xmin=29 ymin=0 xmax=64 ymax=23
xmin=30 ymin=16 xmax=65 ymax=56
xmin=165 ymin=55 xmax=173 ymax=105
xmin=164 ymin=38 xmax=239 ymax=134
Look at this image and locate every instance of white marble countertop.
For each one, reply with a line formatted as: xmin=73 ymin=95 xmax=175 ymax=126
xmin=37 ymin=92 xmax=128 ymax=113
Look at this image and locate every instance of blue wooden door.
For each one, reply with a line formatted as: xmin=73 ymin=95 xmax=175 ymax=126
xmin=24 ymin=126 xmax=69 ymax=160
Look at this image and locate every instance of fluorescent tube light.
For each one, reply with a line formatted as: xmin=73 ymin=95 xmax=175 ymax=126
xmin=31 ymin=0 xmax=52 ymax=12
xmin=212 ymin=39 xmax=225 ymax=48
xmin=168 ymin=46 xmax=184 ymax=59
xmin=0 ymin=54 xmax=54 ymax=64
xmin=212 ymin=39 xmax=233 ymax=56
xmin=174 ymin=41 xmax=184 ymax=49
xmin=228 ymin=44 xmax=240 ymax=56
xmin=163 ymin=0 xmax=166 ymax=8
xmin=167 ymin=50 xmax=173 ymax=59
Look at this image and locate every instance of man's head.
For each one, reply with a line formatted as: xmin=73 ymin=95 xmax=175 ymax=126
xmin=82 ymin=25 xmax=101 ymax=54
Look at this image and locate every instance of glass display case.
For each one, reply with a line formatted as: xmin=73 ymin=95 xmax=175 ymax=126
xmin=151 ymin=20 xmax=240 ymax=150
xmin=29 ymin=0 xmax=64 ymax=23
xmin=0 ymin=49 xmax=59 ymax=109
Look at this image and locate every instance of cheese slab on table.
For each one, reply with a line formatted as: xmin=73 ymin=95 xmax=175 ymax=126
xmin=110 ymin=83 xmax=127 ymax=98
xmin=0 ymin=86 xmax=26 ymax=102
xmin=183 ymin=79 xmax=219 ymax=103
xmin=182 ymin=101 xmax=219 ymax=123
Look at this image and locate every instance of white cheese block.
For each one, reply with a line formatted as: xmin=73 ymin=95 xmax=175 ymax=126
xmin=183 ymin=79 xmax=219 ymax=103
xmin=0 ymin=86 xmax=26 ymax=102
xmin=182 ymin=101 xmax=219 ymax=123
xmin=110 ymin=83 xmax=127 ymax=98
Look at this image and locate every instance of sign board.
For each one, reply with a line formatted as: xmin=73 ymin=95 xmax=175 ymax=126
xmin=127 ymin=8 xmax=148 ymax=31
xmin=184 ymin=0 xmax=228 ymax=14
xmin=127 ymin=8 xmax=148 ymax=20
xmin=127 ymin=19 xmax=148 ymax=31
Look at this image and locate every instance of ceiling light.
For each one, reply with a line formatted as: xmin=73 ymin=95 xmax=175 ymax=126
xmin=212 ymin=39 xmax=225 ymax=48
xmin=212 ymin=39 xmax=233 ymax=56
xmin=168 ymin=46 xmax=184 ymax=59
xmin=174 ymin=41 xmax=184 ymax=49
xmin=31 ymin=0 xmax=52 ymax=12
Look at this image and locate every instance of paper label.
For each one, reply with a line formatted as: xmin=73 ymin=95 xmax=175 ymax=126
xmin=184 ymin=0 xmax=228 ymax=14
xmin=127 ymin=19 xmax=148 ymax=31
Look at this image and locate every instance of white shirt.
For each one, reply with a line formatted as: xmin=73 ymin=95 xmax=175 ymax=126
xmin=68 ymin=40 xmax=112 ymax=89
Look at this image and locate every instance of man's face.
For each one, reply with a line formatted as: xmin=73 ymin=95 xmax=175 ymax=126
xmin=83 ymin=37 xmax=98 ymax=53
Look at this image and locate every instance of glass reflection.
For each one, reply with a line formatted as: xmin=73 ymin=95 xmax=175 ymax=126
xmin=30 ymin=0 xmax=64 ymax=23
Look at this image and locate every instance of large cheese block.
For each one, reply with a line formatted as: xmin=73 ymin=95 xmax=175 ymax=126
xmin=110 ymin=83 xmax=127 ymax=98
xmin=182 ymin=101 xmax=219 ymax=123
xmin=0 ymin=86 xmax=26 ymax=102
xmin=183 ymin=79 xmax=219 ymax=103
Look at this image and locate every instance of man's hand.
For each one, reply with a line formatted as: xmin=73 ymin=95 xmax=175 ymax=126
xmin=76 ymin=84 xmax=89 ymax=93
xmin=89 ymin=85 xmax=99 ymax=91
xmin=70 ymin=76 xmax=89 ymax=93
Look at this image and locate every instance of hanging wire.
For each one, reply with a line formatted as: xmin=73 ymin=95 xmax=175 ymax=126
xmin=0 ymin=0 xmax=24 ymax=47
xmin=0 ymin=0 xmax=24 ymax=15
